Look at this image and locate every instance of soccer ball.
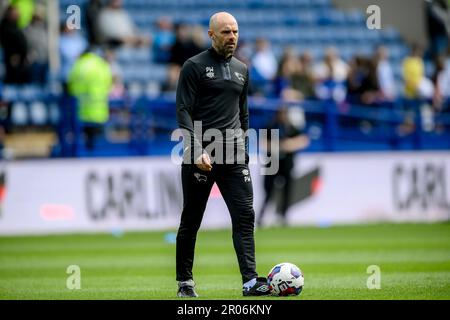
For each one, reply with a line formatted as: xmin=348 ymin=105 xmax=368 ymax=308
xmin=267 ymin=262 xmax=304 ymax=296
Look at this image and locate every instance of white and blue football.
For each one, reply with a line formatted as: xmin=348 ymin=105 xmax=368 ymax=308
xmin=267 ymin=262 xmax=304 ymax=296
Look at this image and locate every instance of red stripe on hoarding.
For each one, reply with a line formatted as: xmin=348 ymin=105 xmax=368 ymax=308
xmin=39 ymin=204 xmax=75 ymax=220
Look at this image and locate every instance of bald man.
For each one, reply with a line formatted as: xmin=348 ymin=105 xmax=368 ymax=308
xmin=175 ymin=12 xmax=271 ymax=297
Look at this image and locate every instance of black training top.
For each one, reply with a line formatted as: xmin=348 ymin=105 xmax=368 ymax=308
xmin=176 ymin=47 xmax=249 ymax=161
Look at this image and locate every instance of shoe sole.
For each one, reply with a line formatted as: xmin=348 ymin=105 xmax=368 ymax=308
xmin=242 ymin=291 xmax=271 ymax=297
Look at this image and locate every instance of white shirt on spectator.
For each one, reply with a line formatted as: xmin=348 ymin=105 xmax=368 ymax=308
xmin=438 ymin=59 xmax=450 ymax=98
xmin=314 ymin=59 xmax=348 ymax=83
xmin=377 ymin=60 xmax=397 ymax=100
xmin=252 ymin=49 xmax=278 ymax=80
xmin=98 ymin=8 xmax=137 ymax=41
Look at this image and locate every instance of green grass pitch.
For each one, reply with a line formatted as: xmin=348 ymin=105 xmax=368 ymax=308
xmin=0 ymin=223 xmax=449 ymax=300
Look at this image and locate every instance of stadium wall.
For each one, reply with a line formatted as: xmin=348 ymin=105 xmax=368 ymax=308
xmin=0 ymin=152 xmax=449 ymax=235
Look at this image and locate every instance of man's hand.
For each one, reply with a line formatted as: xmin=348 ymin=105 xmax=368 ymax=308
xmin=195 ymin=153 xmax=212 ymax=172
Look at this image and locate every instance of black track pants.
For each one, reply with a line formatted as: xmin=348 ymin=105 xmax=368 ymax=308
xmin=176 ymin=163 xmax=258 ymax=283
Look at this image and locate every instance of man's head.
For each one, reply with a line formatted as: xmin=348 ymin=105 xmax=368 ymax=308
xmin=4 ymin=5 xmax=19 ymax=23
xmin=325 ymin=47 xmax=339 ymax=63
xmin=376 ymin=46 xmax=389 ymax=61
xmin=255 ymin=38 xmax=269 ymax=52
xmin=410 ymin=43 xmax=423 ymax=58
xmin=208 ymin=12 xmax=238 ymax=58
xmin=276 ymin=106 xmax=290 ymax=124
xmin=108 ymin=0 xmax=123 ymax=9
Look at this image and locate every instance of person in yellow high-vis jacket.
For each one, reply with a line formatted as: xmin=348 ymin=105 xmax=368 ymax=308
xmin=402 ymin=47 xmax=425 ymax=99
xmin=68 ymin=50 xmax=112 ymax=150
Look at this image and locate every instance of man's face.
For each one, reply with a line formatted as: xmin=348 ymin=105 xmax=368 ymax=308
xmin=110 ymin=0 xmax=122 ymax=9
xmin=209 ymin=19 xmax=239 ymax=58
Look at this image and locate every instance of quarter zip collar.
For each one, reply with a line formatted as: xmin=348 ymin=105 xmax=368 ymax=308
xmin=208 ymin=47 xmax=233 ymax=63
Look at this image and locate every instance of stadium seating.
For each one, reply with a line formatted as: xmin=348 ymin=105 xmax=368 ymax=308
xmin=57 ymin=0 xmax=410 ymax=84
xmin=1 ymin=0 xmax=448 ymax=158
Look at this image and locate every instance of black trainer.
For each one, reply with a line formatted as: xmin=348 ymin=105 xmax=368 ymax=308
xmin=177 ymin=280 xmax=199 ymax=298
xmin=242 ymin=277 xmax=272 ymax=296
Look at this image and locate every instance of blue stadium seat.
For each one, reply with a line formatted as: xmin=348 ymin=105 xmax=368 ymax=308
xmin=116 ymin=47 xmax=152 ymax=64
xmin=122 ymin=64 xmax=168 ymax=83
xmin=51 ymin=0 xmax=411 ymax=102
xmin=317 ymin=10 xmax=347 ymax=26
xmin=11 ymin=102 xmax=28 ymax=126
xmin=381 ymin=27 xmax=402 ymax=43
xmin=29 ymin=101 xmax=48 ymax=125
xmin=340 ymin=46 xmax=354 ymax=61
xmin=297 ymin=10 xmax=316 ymax=26
xmin=2 ymin=85 xmax=45 ymax=102
xmin=2 ymin=86 xmax=19 ymax=102
xmin=388 ymin=44 xmax=409 ymax=61
xmin=345 ymin=9 xmax=365 ymax=25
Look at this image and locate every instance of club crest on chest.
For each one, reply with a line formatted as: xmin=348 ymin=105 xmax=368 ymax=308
xmin=206 ymin=66 xmax=215 ymax=78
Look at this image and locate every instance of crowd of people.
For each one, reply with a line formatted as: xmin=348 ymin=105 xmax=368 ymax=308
xmin=1 ymin=0 xmax=450 ymax=116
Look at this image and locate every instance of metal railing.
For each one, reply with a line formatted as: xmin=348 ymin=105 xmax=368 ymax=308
xmin=56 ymin=95 xmax=450 ymax=157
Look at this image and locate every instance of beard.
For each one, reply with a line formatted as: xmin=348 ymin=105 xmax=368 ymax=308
xmin=218 ymin=42 xmax=236 ymax=58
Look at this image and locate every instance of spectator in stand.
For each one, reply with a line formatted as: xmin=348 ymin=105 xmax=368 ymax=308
xmin=300 ymin=51 xmax=314 ymax=72
xmin=249 ymin=38 xmax=277 ymax=96
xmin=153 ymin=17 xmax=176 ymax=63
xmin=346 ymin=56 xmax=364 ymax=104
xmin=25 ymin=5 xmax=48 ymax=84
xmin=161 ymin=64 xmax=181 ymax=94
xmin=191 ymin=25 xmax=208 ymax=52
xmin=234 ymin=40 xmax=254 ymax=94
xmin=346 ymin=55 xmax=379 ymax=105
xmin=374 ymin=46 xmax=396 ymax=102
xmin=251 ymin=38 xmax=278 ymax=82
xmin=297 ymin=51 xmax=316 ymax=99
xmin=59 ymin=22 xmax=88 ymax=82
xmin=273 ymin=48 xmax=316 ymax=101
xmin=0 ymin=5 xmax=30 ymax=84
xmin=84 ymin=0 xmax=103 ymax=46
xmin=314 ymin=47 xmax=349 ymax=83
xmin=9 ymin=0 xmax=34 ymax=29
xmin=104 ymin=48 xmax=125 ymax=99
xmin=432 ymin=52 xmax=450 ymax=107
xmin=169 ymin=23 xmax=203 ymax=67
xmin=97 ymin=0 xmax=150 ymax=48
xmin=274 ymin=48 xmax=303 ymax=100
xmin=402 ymin=44 xmax=435 ymax=99
xmin=234 ymin=39 xmax=252 ymax=67
xmin=291 ymin=52 xmax=316 ymax=100
xmin=431 ymin=53 xmax=450 ymax=134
